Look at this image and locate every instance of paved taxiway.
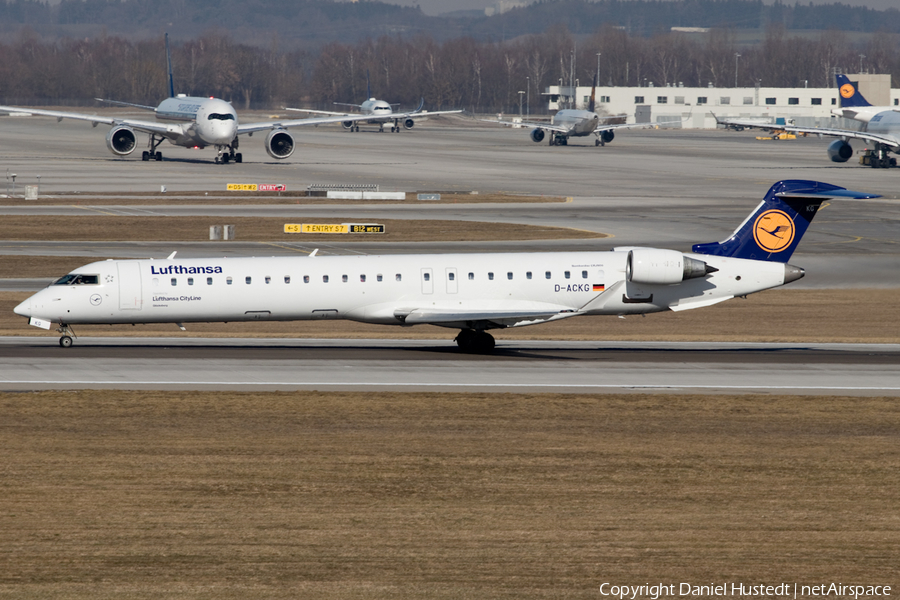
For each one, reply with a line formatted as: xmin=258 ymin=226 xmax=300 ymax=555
xmin=2 ymin=338 xmax=898 ymax=395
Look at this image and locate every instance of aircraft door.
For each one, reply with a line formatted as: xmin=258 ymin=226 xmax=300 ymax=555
xmin=446 ymin=268 xmax=458 ymax=294
xmin=421 ymin=268 xmax=433 ymax=295
xmin=118 ymin=262 xmax=142 ymax=310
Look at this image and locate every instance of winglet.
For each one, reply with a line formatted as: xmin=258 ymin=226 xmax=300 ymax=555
xmin=692 ymin=180 xmax=880 ymax=263
xmin=414 ymin=97 xmax=424 ymax=113
xmin=165 ymin=33 xmax=175 ymax=98
xmin=835 ymin=74 xmax=871 ymax=108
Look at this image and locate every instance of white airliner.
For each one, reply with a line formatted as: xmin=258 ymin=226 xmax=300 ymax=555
xmin=484 ymin=79 xmax=648 ymax=146
xmin=783 ymin=74 xmax=900 ymax=169
xmin=285 ymin=72 xmax=462 ymax=132
xmin=0 ymin=35 xmax=382 ymax=164
xmin=14 ymin=180 xmax=877 ymax=351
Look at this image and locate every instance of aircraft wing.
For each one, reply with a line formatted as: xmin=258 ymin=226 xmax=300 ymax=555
xmin=591 ymin=122 xmax=651 ymax=133
xmin=395 ymin=305 xmax=576 ymax=327
xmin=713 ymin=113 xmax=780 ymax=130
xmin=236 ymin=113 xmax=388 ymax=135
xmin=0 ymin=105 xmax=175 ymax=137
xmin=480 ymin=118 xmax=570 ymax=133
xmin=283 ymin=107 xmax=351 ymax=117
xmin=782 ymin=125 xmax=900 ymax=150
xmin=392 ymin=109 xmax=463 ymax=119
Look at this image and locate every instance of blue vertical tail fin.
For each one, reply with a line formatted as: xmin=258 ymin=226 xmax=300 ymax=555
xmin=692 ymin=180 xmax=880 ymax=263
xmin=165 ymin=32 xmax=175 ymax=98
xmin=836 ymin=73 xmax=871 ymax=108
xmin=587 ymin=74 xmax=597 ymax=113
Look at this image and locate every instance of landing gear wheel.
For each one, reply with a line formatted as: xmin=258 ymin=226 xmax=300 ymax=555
xmin=59 ymin=335 xmax=73 ymax=348
xmin=595 ymin=139 xmax=600 ymax=146
xmin=454 ymin=329 xmax=496 ymax=353
xmin=235 ymin=153 xmax=243 ymax=163
xmin=155 ymin=152 xmax=163 ymax=161
xmin=142 ymin=151 xmax=150 ymax=161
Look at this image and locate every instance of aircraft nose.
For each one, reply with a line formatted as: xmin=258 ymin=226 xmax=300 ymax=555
xmin=14 ymin=297 xmax=31 ymax=317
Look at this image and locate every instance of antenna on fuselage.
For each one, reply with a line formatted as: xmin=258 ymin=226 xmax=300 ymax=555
xmin=165 ymin=33 xmax=175 ymax=98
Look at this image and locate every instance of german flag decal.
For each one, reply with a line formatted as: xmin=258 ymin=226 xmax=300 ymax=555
xmin=592 ymin=284 xmax=605 ymax=291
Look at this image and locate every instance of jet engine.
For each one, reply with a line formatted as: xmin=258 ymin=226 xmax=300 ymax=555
xmin=265 ymin=129 xmax=294 ymax=159
xmin=626 ymin=249 xmax=715 ymax=285
xmin=530 ymin=128 xmax=545 ymax=143
xmin=342 ymin=121 xmax=354 ymax=130
xmin=403 ymin=118 xmax=415 ymax=130
xmin=105 ymin=126 xmax=137 ymax=156
xmin=600 ymin=130 xmax=615 ymax=144
xmin=827 ymin=139 xmax=853 ymax=163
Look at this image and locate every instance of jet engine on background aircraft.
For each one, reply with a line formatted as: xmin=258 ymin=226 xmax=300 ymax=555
xmin=626 ymin=249 xmax=714 ymax=285
xmin=530 ymin=128 xmax=545 ymax=143
xmin=403 ymin=118 xmax=415 ymax=129
xmin=265 ymin=129 xmax=294 ymax=159
xmin=827 ymin=139 xmax=853 ymax=163
xmin=105 ymin=126 xmax=136 ymax=156
xmin=341 ymin=121 xmax=354 ymax=130
xmin=600 ymin=130 xmax=615 ymax=144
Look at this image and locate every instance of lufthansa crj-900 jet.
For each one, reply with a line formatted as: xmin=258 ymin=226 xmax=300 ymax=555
xmin=14 ymin=180 xmax=877 ymax=352
xmin=0 ymin=35 xmax=386 ymax=164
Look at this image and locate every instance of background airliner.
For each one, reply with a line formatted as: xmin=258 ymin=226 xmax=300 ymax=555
xmin=14 ymin=180 xmax=877 ymax=352
xmin=484 ymin=78 xmax=648 ymax=146
xmin=784 ymin=74 xmax=899 ymax=169
xmin=285 ymin=72 xmax=462 ymax=132
xmin=0 ymin=35 xmax=383 ymax=164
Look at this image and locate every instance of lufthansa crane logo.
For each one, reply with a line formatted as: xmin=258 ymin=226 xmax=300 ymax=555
xmin=840 ymin=83 xmax=856 ymax=99
xmin=753 ymin=209 xmax=795 ymax=253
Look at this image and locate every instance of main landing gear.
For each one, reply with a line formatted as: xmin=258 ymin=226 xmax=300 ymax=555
xmin=454 ymin=329 xmax=495 ymax=353
xmin=56 ymin=323 xmax=76 ymax=348
xmin=142 ymin=134 xmax=164 ymax=161
xmin=549 ymin=135 xmax=567 ymax=146
xmin=595 ymin=138 xmax=605 ymax=146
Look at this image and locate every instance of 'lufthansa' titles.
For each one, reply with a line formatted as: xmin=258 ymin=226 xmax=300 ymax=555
xmin=150 ymin=265 xmax=224 ymax=275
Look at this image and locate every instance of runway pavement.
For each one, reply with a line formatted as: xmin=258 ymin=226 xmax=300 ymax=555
xmin=1 ymin=337 xmax=898 ymax=395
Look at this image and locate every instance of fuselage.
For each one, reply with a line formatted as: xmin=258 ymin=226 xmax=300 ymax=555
xmin=359 ymin=98 xmax=394 ymax=124
xmin=552 ymin=109 xmax=600 ymax=137
xmin=155 ymin=95 xmax=238 ymax=147
xmin=14 ymin=251 xmax=789 ymax=329
xmin=863 ymin=109 xmax=900 ymax=140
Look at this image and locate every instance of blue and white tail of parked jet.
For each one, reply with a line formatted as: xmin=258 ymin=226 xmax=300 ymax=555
xmin=783 ymin=74 xmax=900 ymax=169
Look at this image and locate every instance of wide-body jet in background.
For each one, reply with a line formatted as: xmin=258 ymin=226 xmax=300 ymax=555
xmin=14 ymin=180 xmax=877 ymax=352
xmin=783 ymin=74 xmax=900 ymax=169
xmin=0 ymin=35 xmax=387 ymax=164
xmin=285 ymin=71 xmax=462 ymax=133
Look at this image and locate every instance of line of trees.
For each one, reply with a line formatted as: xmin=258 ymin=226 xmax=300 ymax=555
xmin=0 ymin=26 xmax=898 ymax=114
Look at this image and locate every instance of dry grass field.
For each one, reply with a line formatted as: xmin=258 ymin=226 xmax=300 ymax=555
xmin=0 ymin=390 xmax=897 ymax=599
xmin=2 ymin=288 xmax=898 ymax=343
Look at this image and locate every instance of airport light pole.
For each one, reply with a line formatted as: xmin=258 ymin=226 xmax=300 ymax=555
xmin=518 ymin=90 xmax=524 ymax=117
xmin=596 ymin=52 xmax=601 ymax=85
xmin=735 ymin=53 xmax=741 ymax=88
xmin=859 ymin=54 xmax=865 ymax=74
xmin=526 ymin=76 xmax=530 ymax=115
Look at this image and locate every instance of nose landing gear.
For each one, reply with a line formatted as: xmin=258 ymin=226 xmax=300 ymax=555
xmin=56 ymin=323 xmax=76 ymax=348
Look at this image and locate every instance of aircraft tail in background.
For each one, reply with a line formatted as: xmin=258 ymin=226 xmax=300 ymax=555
xmin=836 ymin=73 xmax=871 ymax=108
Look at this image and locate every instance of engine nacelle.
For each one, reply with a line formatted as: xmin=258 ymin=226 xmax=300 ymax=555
xmin=403 ymin=118 xmax=415 ymax=130
xmin=530 ymin=128 xmax=545 ymax=143
xmin=827 ymin=139 xmax=853 ymax=163
xmin=626 ymin=249 xmax=714 ymax=285
xmin=600 ymin=130 xmax=615 ymax=144
xmin=342 ymin=120 xmax=354 ymax=130
xmin=265 ymin=129 xmax=294 ymax=160
xmin=105 ymin=125 xmax=136 ymax=156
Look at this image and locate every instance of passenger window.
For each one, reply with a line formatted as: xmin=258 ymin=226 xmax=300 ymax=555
xmin=448 ymin=272 xmax=455 ymax=281
xmin=171 ymin=278 xmax=177 ymax=286
xmin=526 ymin=272 xmax=532 ymax=279
xmin=285 ymin=276 xmax=291 ymax=284
xmin=377 ymin=274 xmax=383 ymax=282
xmin=545 ymin=271 xmax=551 ymax=279
xmin=468 ymin=272 xmax=474 ymax=280
xmin=342 ymin=274 xmax=348 ymax=283
xmin=423 ymin=272 xmax=430 ymax=282
xmin=360 ymin=274 xmax=366 ymax=282
xmin=226 ymin=277 xmax=233 ymax=285
xmin=565 ymin=271 xmax=571 ymax=279
xmin=304 ymin=275 xmax=309 ymax=283
xmin=507 ymin=272 xmax=513 ymax=280
xmin=582 ymin=270 xmax=588 ymax=279
xmin=187 ymin=277 xmax=194 ymax=286
xmin=323 ymin=275 xmax=329 ymax=283
xmin=396 ymin=274 xmax=402 ymax=282
xmin=246 ymin=276 xmax=252 ymax=284
xmin=265 ymin=276 xmax=271 ymax=284
xmin=207 ymin=277 xmax=213 ymax=285
xmin=488 ymin=272 xmax=494 ymax=280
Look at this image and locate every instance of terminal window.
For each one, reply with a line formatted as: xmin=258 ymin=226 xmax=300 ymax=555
xmin=766 ymin=97 xmax=776 ymax=105
xmin=675 ymin=96 xmax=685 ymax=104
xmin=720 ymin=97 xmax=730 ymax=105
xmin=635 ymin=96 xmax=645 ymax=104
xmin=811 ymin=98 xmax=822 ymax=105
xmin=657 ymin=96 xmax=668 ymax=104
xmin=697 ymin=97 xmax=707 ymax=105
xmin=788 ymin=98 xmax=799 ymax=105
xmin=600 ymin=96 xmax=610 ymax=103
xmin=743 ymin=97 xmax=753 ymax=104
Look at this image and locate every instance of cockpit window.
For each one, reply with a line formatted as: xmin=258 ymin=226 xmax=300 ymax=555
xmin=208 ymin=113 xmax=235 ymax=121
xmin=53 ymin=274 xmax=99 ymax=285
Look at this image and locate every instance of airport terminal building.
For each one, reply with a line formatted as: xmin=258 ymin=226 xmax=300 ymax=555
xmin=543 ymin=73 xmax=900 ymax=129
